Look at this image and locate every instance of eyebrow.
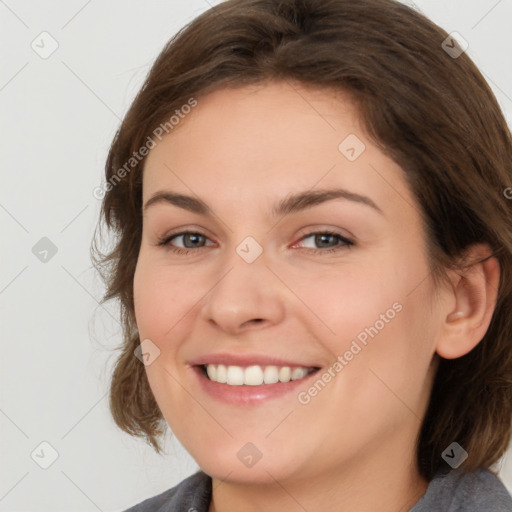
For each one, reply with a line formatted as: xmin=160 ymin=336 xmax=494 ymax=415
xmin=143 ymin=188 xmax=383 ymax=217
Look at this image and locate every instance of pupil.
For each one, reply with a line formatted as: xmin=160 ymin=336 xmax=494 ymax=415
xmin=185 ymin=233 xmax=203 ymax=248
xmin=316 ymin=234 xmax=335 ymax=247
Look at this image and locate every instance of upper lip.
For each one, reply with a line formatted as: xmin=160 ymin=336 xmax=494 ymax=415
xmin=188 ymin=353 xmax=321 ymax=368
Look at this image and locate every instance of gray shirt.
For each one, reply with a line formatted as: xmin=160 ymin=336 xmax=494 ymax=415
xmin=123 ymin=467 xmax=512 ymax=511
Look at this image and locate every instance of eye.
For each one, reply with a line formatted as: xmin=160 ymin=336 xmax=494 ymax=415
xmin=156 ymin=229 xmax=354 ymax=256
xmin=156 ymin=231 xmax=215 ymax=255
xmin=295 ymin=231 xmax=354 ymax=254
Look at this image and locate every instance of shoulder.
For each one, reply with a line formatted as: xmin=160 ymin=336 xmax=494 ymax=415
xmin=410 ymin=468 xmax=512 ymax=512
xmin=122 ymin=470 xmax=211 ymax=512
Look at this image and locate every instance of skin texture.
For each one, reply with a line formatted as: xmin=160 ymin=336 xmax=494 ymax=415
xmin=133 ymin=81 xmax=500 ymax=512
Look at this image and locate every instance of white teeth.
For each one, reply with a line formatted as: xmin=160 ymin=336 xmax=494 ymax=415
xmin=291 ymin=367 xmax=308 ymax=380
xmin=226 ymin=365 xmax=244 ymax=385
xmin=279 ymin=367 xmax=291 ymax=382
xmin=206 ymin=364 xmax=217 ymax=381
xmin=244 ymin=365 xmax=263 ymax=386
xmin=216 ymin=364 xmax=227 ymax=383
xmin=263 ymin=365 xmax=279 ymax=384
xmin=204 ymin=364 xmax=315 ymax=385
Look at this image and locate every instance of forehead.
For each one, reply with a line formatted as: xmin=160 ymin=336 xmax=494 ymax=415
xmin=144 ymin=81 xmax=359 ymax=177
xmin=141 ymin=81 xmax=415 ymax=220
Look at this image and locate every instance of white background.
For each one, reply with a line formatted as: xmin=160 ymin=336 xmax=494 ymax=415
xmin=1 ymin=1 xmax=511 ymax=510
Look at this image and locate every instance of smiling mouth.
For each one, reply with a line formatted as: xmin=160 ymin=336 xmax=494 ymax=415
xmin=200 ymin=364 xmax=320 ymax=386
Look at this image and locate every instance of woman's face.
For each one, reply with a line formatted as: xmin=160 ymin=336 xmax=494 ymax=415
xmin=134 ymin=81 xmax=446 ymax=485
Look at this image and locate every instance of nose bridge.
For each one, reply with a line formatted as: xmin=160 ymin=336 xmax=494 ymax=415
xmin=199 ymin=236 xmax=285 ymax=332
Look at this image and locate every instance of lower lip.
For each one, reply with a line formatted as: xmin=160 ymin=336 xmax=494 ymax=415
xmin=192 ymin=366 xmax=320 ymax=405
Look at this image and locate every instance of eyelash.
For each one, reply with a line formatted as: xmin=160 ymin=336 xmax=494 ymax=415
xmin=156 ymin=230 xmax=354 ymax=256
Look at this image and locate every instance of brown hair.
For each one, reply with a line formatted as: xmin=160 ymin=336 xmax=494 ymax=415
xmin=91 ymin=0 xmax=512 ymax=480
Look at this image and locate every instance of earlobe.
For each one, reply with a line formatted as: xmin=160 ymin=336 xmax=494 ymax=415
xmin=435 ymin=244 xmax=500 ymax=360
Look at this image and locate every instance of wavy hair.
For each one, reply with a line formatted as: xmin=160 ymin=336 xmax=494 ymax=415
xmin=91 ymin=0 xmax=512 ymax=480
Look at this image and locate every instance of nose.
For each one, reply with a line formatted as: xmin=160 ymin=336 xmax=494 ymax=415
xmin=199 ymin=251 xmax=286 ymax=335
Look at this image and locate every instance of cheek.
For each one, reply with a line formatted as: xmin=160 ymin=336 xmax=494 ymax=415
xmin=133 ymin=261 xmax=162 ymax=336
xmin=133 ymin=258 xmax=198 ymax=422
xmin=300 ymin=260 xmax=404 ymax=340
xmin=133 ymin=255 xmax=194 ymax=339
xmin=316 ymin=247 xmax=436 ymax=377
xmin=340 ymin=278 xmax=438 ymax=418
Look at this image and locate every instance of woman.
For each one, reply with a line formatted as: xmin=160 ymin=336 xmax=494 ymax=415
xmin=92 ymin=0 xmax=512 ymax=510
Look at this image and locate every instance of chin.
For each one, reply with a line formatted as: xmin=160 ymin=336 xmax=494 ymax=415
xmin=186 ymin=439 xmax=306 ymax=484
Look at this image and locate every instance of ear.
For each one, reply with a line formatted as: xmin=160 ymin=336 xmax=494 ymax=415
xmin=435 ymin=243 xmax=500 ymax=359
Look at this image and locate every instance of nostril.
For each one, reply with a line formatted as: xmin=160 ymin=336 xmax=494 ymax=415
xmin=240 ymin=318 xmax=264 ymax=328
